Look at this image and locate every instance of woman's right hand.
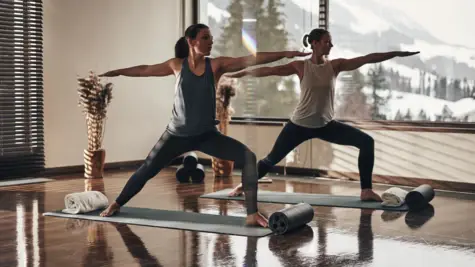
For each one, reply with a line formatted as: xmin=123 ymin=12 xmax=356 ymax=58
xmin=99 ymin=70 xmax=119 ymax=77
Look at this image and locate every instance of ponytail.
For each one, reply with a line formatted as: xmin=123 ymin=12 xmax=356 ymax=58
xmin=302 ymin=34 xmax=310 ymax=48
xmin=174 ymin=36 xmax=189 ymax=59
xmin=303 ymin=28 xmax=330 ymax=50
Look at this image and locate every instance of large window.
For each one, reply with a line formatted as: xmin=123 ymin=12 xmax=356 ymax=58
xmin=199 ymin=0 xmax=475 ymax=124
xmin=0 ymin=0 xmax=44 ymax=178
xmin=199 ymin=0 xmax=319 ymax=118
xmin=330 ymin=0 xmax=475 ymax=123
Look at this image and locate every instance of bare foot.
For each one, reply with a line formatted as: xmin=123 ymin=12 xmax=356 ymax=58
xmin=100 ymin=202 xmax=120 ymax=217
xmin=228 ymin=184 xmax=244 ymax=197
xmin=360 ymin=189 xmax=383 ymax=202
xmin=245 ymin=212 xmax=268 ymax=228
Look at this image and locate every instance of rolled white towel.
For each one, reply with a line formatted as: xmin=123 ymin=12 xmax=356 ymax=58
xmin=381 ymin=187 xmax=409 ymax=207
xmin=62 ymin=191 xmax=109 ymax=214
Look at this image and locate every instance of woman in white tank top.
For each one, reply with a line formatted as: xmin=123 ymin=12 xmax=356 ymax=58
xmin=227 ymin=28 xmax=419 ymax=202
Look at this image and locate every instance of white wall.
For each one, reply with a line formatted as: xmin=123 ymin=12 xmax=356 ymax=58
xmin=44 ymin=0 xmax=183 ymax=168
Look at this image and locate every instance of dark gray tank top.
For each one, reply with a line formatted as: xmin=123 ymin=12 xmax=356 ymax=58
xmin=166 ymin=57 xmax=217 ymax=136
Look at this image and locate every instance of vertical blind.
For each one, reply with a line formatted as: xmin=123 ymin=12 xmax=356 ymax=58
xmin=0 ymin=0 xmax=44 ymax=179
xmin=319 ymin=0 xmax=328 ymax=29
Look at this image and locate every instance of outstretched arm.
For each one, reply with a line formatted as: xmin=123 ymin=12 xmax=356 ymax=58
xmin=332 ymin=51 xmax=419 ymax=74
xmin=100 ymin=58 xmax=179 ymax=77
xmin=226 ymin=61 xmax=300 ymax=78
xmin=215 ymin=51 xmax=310 ymax=74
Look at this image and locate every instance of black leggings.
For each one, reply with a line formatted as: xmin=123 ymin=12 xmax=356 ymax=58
xmin=258 ymin=120 xmax=374 ymax=189
xmin=115 ymin=129 xmax=258 ymax=214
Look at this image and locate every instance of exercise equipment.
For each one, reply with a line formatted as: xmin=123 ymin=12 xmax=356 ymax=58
xmin=268 ymin=203 xmax=314 ymax=235
xmin=183 ymin=152 xmax=198 ymax=169
xmin=200 ymin=189 xmax=410 ymax=211
xmin=43 ymin=206 xmax=273 ymax=237
xmin=176 ymin=165 xmax=191 ymax=183
xmin=176 ymin=163 xmax=205 ymax=183
xmin=405 ymin=184 xmax=435 ymax=211
xmin=176 ymin=152 xmax=205 ymax=183
xmin=192 ymin=164 xmax=205 ymax=183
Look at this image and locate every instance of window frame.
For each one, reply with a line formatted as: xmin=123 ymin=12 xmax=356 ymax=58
xmin=195 ymin=0 xmax=475 ymax=133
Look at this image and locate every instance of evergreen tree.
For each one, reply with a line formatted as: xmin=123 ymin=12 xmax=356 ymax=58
xmin=463 ymin=77 xmax=470 ymax=98
xmin=216 ymin=0 xmax=293 ymax=118
xmin=253 ymin=0 xmax=294 ymax=117
xmin=438 ymin=77 xmax=447 ymax=99
xmin=394 ymin=110 xmax=403 ymax=120
xmin=214 ymin=0 xmax=244 ymax=58
xmin=404 ymin=109 xmax=412 ymax=121
xmin=336 ymin=69 xmax=371 ymax=119
xmin=367 ymin=64 xmax=389 ymax=120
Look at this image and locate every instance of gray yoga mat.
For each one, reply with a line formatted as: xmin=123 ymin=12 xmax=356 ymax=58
xmin=200 ymin=189 xmax=409 ymax=211
xmin=43 ymin=206 xmax=273 ymax=237
xmin=0 ymin=177 xmax=53 ymax=187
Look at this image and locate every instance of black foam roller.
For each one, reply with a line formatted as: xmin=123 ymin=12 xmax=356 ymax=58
xmin=405 ymin=184 xmax=435 ymax=211
xmin=191 ymin=164 xmax=205 ymax=183
xmin=269 ymin=203 xmax=314 ymax=235
xmin=183 ymin=152 xmax=198 ymax=169
xmin=176 ymin=165 xmax=191 ymax=183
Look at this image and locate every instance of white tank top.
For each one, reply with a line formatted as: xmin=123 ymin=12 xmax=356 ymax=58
xmin=290 ymin=59 xmax=336 ymax=128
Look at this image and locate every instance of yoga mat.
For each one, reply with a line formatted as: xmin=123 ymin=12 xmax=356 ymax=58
xmin=0 ymin=177 xmax=53 ymax=187
xmin=43 ymin=206 xmax=272 ymax=237
xmin=200 ymin=189 xmax=410 ymax=211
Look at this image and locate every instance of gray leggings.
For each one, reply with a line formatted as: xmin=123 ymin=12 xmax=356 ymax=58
xmin=115 ymin=129 xmax=258 ymax=214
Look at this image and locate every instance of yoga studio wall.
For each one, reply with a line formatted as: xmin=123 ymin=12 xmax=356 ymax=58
xmin=43 ymin=0 xmax=183 ymax=168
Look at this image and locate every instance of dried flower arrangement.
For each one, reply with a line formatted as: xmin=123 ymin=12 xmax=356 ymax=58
xmin=212 ymin=77 xmax=236 ymax=177
xmin=77 ymin=71 xmax=113 ymax=178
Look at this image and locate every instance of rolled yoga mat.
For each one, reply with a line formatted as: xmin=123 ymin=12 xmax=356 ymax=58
xmin=43 ymin=206 xmax=273 ymax=237
xmin=268 ymin=203 xmax=315 ymax=235
xmin=183 ymin=152 xmax=198 ymax=169
xmin=405 ymin=184 xmax=435 ymax=211
xmin=192 ymin=164 xmax=205 ymax=183
xmin=176 ymin=165 xmax=191 ymax=183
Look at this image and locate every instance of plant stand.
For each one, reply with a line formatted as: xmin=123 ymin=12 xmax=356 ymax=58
xmin=84 ymin=148 xmax=106 ymax=179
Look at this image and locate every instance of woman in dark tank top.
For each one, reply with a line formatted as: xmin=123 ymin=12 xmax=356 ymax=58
xmin=98 ymin=23 xmax=309 ymax=227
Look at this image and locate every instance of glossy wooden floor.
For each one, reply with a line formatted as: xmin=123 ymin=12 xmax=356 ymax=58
xmin=1 ymin=168 xmax=475 ymax=267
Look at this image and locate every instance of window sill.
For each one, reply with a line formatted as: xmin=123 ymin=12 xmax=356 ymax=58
xmin=229 ymin=117 xmax=475 ymax=133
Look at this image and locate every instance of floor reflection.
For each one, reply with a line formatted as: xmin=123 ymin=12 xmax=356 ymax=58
xmin=0 ymin=171 xmax=474 ymax=267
